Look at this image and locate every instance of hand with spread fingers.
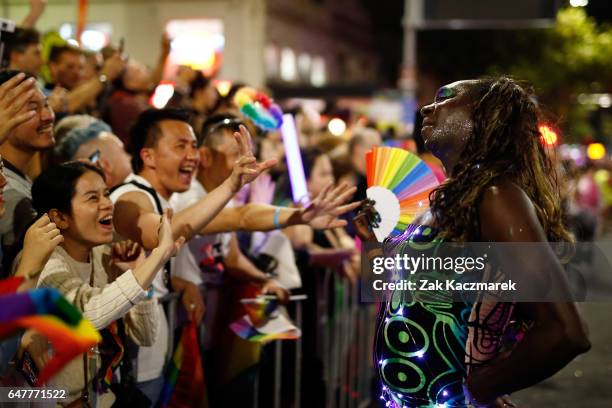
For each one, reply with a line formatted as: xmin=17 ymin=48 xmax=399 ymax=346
xmin=299 ymin=182 xmax=361 ymax=230
xmin=227 ymin=124 xmax=278 ymax=193
xmin=0 ymin=73 xmax=38 ymax=145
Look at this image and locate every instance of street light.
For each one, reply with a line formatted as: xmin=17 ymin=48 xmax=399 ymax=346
xmin=570 ymin=0 xmax=588 ymax=7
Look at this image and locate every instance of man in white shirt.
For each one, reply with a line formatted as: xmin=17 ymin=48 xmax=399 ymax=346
xmin=170 ymin=113 xmax=290 ymax=296
xmin=169 ymin=112 xmax=361 ymax=405
xmin=112 ymin=108 xmax=358 ymax=405
xmin=170 ymin=114 xmax=288 ymax=352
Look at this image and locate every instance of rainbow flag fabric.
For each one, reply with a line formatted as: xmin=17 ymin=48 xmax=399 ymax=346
xmin=0 ymin=277 xmax=101 ymax=385
xmin=230 ymin=298 xmax=301 ymax=343
xmin=159 ymin=319 xmax=207 ymax=408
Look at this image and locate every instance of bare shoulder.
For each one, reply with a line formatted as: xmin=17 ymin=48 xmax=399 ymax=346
xmin=478 ymin=180 xmax=547 ymax=242
xmin=114 ymin=191 xmax=155 ymax=213
xmin=480 ymin=180 xmax=536 ymax=217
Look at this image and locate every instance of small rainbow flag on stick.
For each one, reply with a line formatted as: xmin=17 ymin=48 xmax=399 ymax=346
xmin=0 ymin=277 xmax=101 ymax=385
xmin=230 ymin=298 xmax=301 ymax=343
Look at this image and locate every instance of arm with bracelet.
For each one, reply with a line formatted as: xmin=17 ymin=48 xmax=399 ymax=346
xmin=201 ymin=181 xmax=360 ymax=235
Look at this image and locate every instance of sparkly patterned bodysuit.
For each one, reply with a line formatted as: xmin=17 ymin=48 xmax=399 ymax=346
xmin=374 ymin=225 xmax=515 ymax=408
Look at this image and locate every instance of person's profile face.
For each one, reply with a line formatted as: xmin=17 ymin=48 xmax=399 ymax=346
xmin=307 ymin=154 xmax=335 ymax=197
xmin=420 ymin=80 xmax=478 ymax=163
xmin=99 ymin=133 xmax=132 ymax=188
xmin=152 ymin=120 xmax=200 ymax=194
xmin=16 ymin=43 xmax=43 ymax=76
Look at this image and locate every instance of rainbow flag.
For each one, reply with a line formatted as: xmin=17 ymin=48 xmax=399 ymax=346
xmin=159 ymin=319 xmax=207 ymax=408
xmin=230 ymin=298 xmax=301 ymax=343
xmin=0 ymin=277 xmax=101 ymax=385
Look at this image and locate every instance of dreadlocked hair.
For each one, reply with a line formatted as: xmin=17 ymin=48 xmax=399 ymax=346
xmin=428 ymin=77 xmax=572 ymax=243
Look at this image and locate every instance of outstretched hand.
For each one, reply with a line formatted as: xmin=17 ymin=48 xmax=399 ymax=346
xmin=301 ymin=182 xmax=360 ymax=230
xmin=228 ymin=124 xmax=278 ymax=192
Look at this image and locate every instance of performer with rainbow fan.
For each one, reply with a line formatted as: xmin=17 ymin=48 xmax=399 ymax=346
xmin=355 ymin=77 xmax=590 ymax=407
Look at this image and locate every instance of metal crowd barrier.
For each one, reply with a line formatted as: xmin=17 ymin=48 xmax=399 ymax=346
xmin=320 ymin=269 xmax=377 ymax=408
xmin=160 ymin=273 xmax=377 ymax=408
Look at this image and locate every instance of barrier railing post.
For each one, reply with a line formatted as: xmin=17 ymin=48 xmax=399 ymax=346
xmin=253 ymin=369 xmax=260 ymax=408
xmin=321 ymin=268 xmax=332 ymax=407
xmin=294 ymin=300 xmax=303 ymax=408
xmin=339 ymin=280 xmax=349 ymax=408
xmin=274 ymin=335 xmax=282 ymax=408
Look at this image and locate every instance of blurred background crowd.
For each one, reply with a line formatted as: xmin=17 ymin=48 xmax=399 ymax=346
xmin=0 ymin=0 xmax=611 ymax=407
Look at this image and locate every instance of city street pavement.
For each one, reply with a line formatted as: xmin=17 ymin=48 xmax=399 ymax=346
xmin=513 ymin=302 xmax=612 ymax=407
xmin=513 ymin=230 xmax=612 ymax=407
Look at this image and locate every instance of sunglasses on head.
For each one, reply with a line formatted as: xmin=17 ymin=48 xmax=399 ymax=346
xmin=199 ymin=117 xmax=245 ymax=147
xmin=206 ymin=118 xmax=244 ymax=136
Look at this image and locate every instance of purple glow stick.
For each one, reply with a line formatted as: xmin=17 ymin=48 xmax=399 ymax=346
xmin=280 ymin=114 xmax=309 ymax=205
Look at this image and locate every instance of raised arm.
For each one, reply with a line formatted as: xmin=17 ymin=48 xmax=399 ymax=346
xmin=113 ymin=125 xmax=276 ymax=250
xmin=65 ymin=53 xmax=125 ymax=113
xmin=20 ymin=0 xmax=47 ymax=28
xmin=148 ymin=32 xmax=171 ymax=90
xmin=201 ymin=182 xmax=360 ymax=234
xmin=466 ymin=181 xmax=591 ymax=405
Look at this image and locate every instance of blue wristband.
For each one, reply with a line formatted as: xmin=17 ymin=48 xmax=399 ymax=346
xmin=146 ymin=285 xmax=155 ymax=300
xmin=273 ymin=207 xmax=282 ymax=229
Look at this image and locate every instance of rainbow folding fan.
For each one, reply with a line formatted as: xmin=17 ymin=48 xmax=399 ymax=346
xmin=365 ymin=146 xmax=440 ymax=242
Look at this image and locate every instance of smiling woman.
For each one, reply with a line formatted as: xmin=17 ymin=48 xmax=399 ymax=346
xmin=30 ymin=161 xmax=185 ymax=405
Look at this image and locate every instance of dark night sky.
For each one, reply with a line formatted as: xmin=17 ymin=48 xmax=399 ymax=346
xmin=363 ymin=0 xmax=612 ymax=86
xmin=585 ymin=0 xmax=612 ymax=23
xmin=361 ymin=0 xmax=405 ymax=87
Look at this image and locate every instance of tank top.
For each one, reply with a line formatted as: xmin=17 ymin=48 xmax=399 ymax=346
xmin=109 ymin=174 xmax=170 ymax=382
xmin=374 ymin=225 xmax=516 ymax=408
